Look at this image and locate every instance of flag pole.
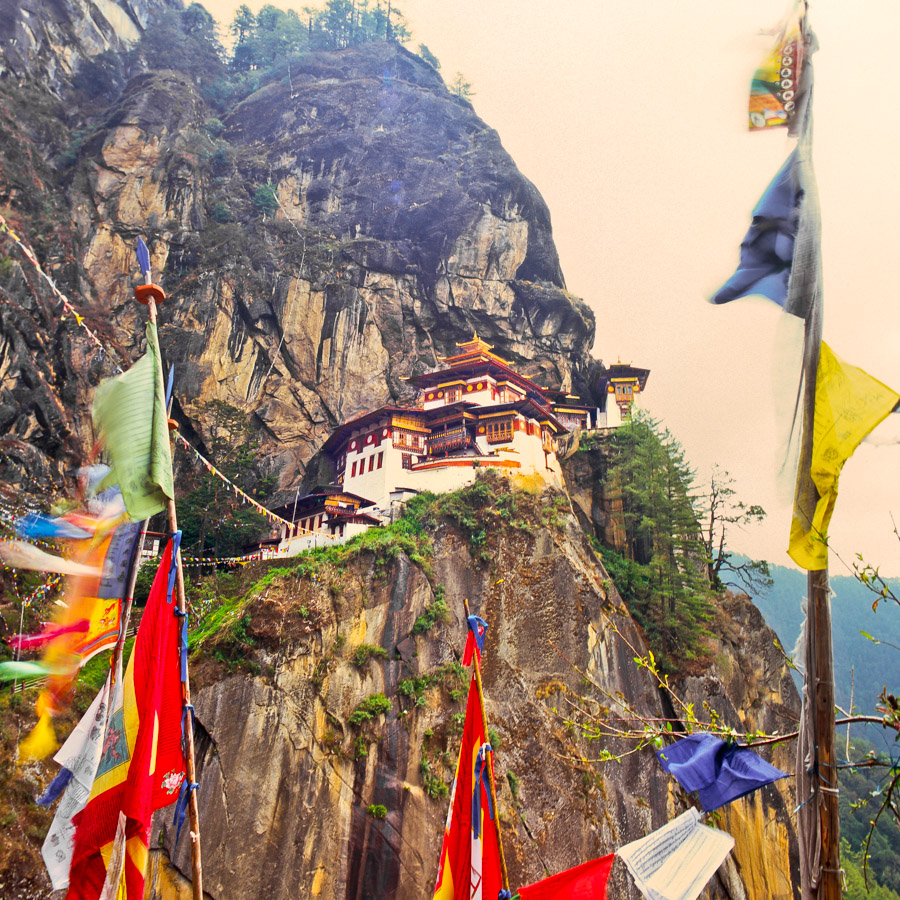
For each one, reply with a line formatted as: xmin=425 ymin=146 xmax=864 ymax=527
xmin=793 ymin=8 xmax=840 ymax=895
xmin=463 ymin=598 xmax=510 ymax=893
xmin=135 ymin=249 xmax=204 ymax=900
xmin=809 ymin=568 xmax=840 ymax=899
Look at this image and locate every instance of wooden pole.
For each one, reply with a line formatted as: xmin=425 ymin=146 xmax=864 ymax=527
xmin=810 ymin=568 xmax=841 ymax=899
xmin=463 ymin=598 xmax=509 ymax=893
xmin=145 ymin=295 xmax=204 ymax=899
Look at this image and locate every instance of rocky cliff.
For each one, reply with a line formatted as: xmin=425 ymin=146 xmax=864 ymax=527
xmin=0 ymin=0 xmax=178 ymax=88
xmin=0 ymin=4 xmax=803 ymax=899
xmin=136 ymin=478 xmax=797 ymax=900
xmin=0 ymin=6 xmax=598 ymax=499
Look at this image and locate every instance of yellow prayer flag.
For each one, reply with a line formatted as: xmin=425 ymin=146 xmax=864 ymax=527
xmin=18 ymin=711 xmax=59 ymax=764
xmin=788 ymin=342 xmax=900 ymax=569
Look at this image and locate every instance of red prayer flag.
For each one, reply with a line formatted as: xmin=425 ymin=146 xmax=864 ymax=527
xmin=518 ymin=855 xmax=614 ymax=899
xmin=66 ymin=541 xmax=185 ymax=899
xmin=433 ymin=673 xmax=502 ymax=900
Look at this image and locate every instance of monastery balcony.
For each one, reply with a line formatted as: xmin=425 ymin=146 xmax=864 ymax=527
xmin=427 ymin=431 xmax=472 ymax=455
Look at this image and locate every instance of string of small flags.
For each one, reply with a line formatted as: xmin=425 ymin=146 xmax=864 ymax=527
xmin=171 ymin=430 xmax=331 ymax=540
xmin=141 ymin=550 xmax=272 ymax=568
xmin=0 ymin=216 xmax=324 ymax=544
xmin=20 ymin=574 xmax=63 ymax=607
xmin=0 ymin=213 xmax=124 ymax=374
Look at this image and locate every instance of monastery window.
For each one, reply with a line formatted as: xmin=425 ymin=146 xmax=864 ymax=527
xmin=318 ymin=515 xmax=323 ymax=528
xmin=486 ymin=420 xmax=513 ymax=444
xmin=351 ymin=461 xmax=357 ymax=477
xmin=377 ymin=451 xmax=383 ymax=469
xmin=402 ymin=453 xmax=412 ymax=470
xmin=445 ymin=388 xmax=460 ymax=403
xmin=368 ymin=455 xmax=375 ymax=472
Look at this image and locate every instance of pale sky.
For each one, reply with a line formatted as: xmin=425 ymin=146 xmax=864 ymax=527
xmin=201 ymin=0 xmax=900 ymax=575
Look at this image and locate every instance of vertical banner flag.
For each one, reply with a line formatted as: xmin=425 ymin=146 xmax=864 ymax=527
xmin=518 ymin=854 xmax=614 ymax=899
xmin=93 ymin=321 xmax=174 ymax=520
xmin=433 ymin=674 xmax=502 ymax=900
xmin=749 ymin=1 xmax=805 ymax=132
xmin=41 ymin=668 xmax=117 ymax=891
xmin=67 ymin=541 xmax=185 ymax=900
xmin=616 ymin=808 xmax=734 ymax=900
xmin=787 ymin=343 xmax=899 ymax=569
xmin=462 ymin=615 xmax=488 ymax=666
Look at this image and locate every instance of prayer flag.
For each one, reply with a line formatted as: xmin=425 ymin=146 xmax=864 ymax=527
xmin=18 ymin=514 xmax=139 ymax=762
xmin=788 ymin=343 xmax=900 ymax=570
xmin=711 ymin=150 xmax=799 ymax=308
xmin=749 ymin=1 xmax=805 ymax=132
xmin=0 ymin=660 xmax=51 ymax=682
xmin=18 ymin=710 xmax=60 ymax=762
xmin=15 ymin=512 xmax=91 ymax=541
xmin=67 ymin=541 xmax=185 ymax=899
xmin=93 ymin=322 xmax=174 ymax=521
xmin=41 ymin=670 xmax=116 ymax=891
xmin=656 ymin=733 xmax=786 ymax=811
xmin=713 ymin=12 xmax=826 ymax=572
xmin=0 ymin=540 xmax=101 ymax=576
xmin=518 ymin=854 xmax=614 ymax=899
xmin=462 ymin=615 xmax=488 ymax=666
xmin=616 ymin=809 xmax=734 ymax=900
xmin=433 ymin=674 xmax=502 ymax=900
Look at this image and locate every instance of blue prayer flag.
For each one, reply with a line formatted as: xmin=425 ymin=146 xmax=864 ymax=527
xmin=711 ymin=150 xmax=800 ymax=309
xmin=136 ymin=237 xmax=151 ymax=280
xmin=656 ymin=733 xmax=787 ymax=811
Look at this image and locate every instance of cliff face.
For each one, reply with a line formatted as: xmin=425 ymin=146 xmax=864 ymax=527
xmin=0 ymin=23 xmax=598 ymax=496
xmin=0 ymin=0 xmax=177 ymax=87
xmin=136 ymin=480 xmax=800 ymax=900
xmin=0 ymin=7 xmax=802 ymax=899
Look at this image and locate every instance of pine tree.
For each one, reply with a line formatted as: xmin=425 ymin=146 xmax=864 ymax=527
xmin=603 ymin=415 xmax=712 ymax=669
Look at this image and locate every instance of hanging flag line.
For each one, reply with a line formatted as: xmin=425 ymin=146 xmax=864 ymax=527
xmin=171 ymin=430 xmax=333 ymax=540
xmin=19 ymin=574 xmax=63 ymax=608
xmin=0 ymin=214 xmax=319 ymax=545
xmin=140 ymin=549 xmax=272 ymax=568
xmin=0 ymin=213 xmax=124 ymax=375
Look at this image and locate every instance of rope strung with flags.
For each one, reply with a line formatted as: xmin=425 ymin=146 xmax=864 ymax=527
xmin=0 ymin=212 xmax=125 ymax=374
xmin=171 ymin=430 xmax=333 ymax=540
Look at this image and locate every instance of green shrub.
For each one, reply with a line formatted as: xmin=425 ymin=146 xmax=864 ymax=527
xmin=252 ymin=182 xmax=278 ymax=215
xmin=507 ymin=771 xmax=520 ymax=801
xmin=351 ymin=644 xmax=388 ymax=668
xmin=411 ymin=597 xmax=449 ymax=636
xmin=349 ymin=693 xmax=391 ymax=725
xmin=367 ymin=804 xmax=387 ymax=819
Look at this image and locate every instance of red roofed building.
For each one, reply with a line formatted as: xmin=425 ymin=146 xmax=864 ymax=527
xmin=320 ymin=335 xmax=575 ymax=513
xmin=268 ymin=337 xmax=649 ymax=554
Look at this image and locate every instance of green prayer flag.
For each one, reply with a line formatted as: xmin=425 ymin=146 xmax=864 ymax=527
xmin=93 ymin=323 xmax=174 ymax=519
xmin=0 ymin=661 xmax=50 ymax=681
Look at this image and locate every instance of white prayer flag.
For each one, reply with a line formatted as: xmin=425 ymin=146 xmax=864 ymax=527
xmin=41 ymin=665 xmax=119 ymax=890
xmin=616 ymin=808 xmax=734 ymax=900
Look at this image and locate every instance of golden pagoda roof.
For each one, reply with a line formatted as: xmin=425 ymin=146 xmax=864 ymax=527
xmin=438 ymin=332 xmax=512 ymax=367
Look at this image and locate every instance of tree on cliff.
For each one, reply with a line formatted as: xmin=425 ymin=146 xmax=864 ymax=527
xmin=600 ymin=415 xmax=712 ymax=670
xmin=449 ymin=72 xmax=475 ymax=100
xmin=230 ymin=4 xmax=309 ymax=72
xmin=703 ymin=465 xmax=772 ymax=596
xmin=179 ymin=401 xmax=275 ymax=558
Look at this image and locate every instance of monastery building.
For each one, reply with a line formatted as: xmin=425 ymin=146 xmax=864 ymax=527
xmin=268 ymin=337 xmax=648 ymax=556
